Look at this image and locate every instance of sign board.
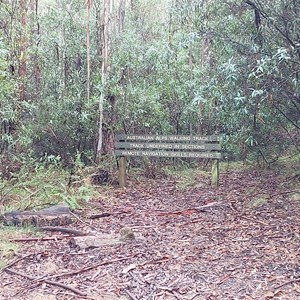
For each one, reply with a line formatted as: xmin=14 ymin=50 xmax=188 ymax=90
xmin=115 ymin=134 xmax=222 ymax=188
xmin=116 ymin=134 xmax=220 ymax=142
xmin=115 ymin=142 xmax=221 ymax=151
xmin=115 ymin=150 xmax=221 ymax=159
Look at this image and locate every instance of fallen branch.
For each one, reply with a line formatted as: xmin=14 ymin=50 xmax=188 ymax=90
xmin=41 ymin=256 xmax=133 ymax=280
xmin=5 ymin=268 xmax=34 ymax=280
xmin=9 ymin=236 xmax=70 ymax=242
xmin=195 ymin=201 xmax=225 ymax=210
xmin=271 ymin=190 xmax=300 ymax=198
xmin=5 ymin=268 xmax=87 ymax=297
xmin=156 ymin=208 xmax=199 ymax=217
xmin=69 ymin=234 xmax=123 ymax=250
xmin=70 ymin=212 xmax=99 ymax=232
xmin=275 ymin=277 xmax=300 ymax=290
xmin=240 ymin=216 xmax=268 ymax=226
xmin=89 ymin=212 xmax=113 ymax=219
xmin=157 ymin=202 xmax=225 ymax=216
xmin=0 ymin=253 xmax=41 ymax=274
xmin=43 ymin=279 xmax=87 ymax=296
xmin=40 ymin=226 xmax=87 ymax=236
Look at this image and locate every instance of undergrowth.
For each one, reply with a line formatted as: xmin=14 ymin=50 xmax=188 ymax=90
xmin=0 ymin=163 xmax=99 ymax=214
xmin=0 ymin=226 xmax=41 ymax=269
xmin=163 ymin=164 xmax=210 ymax=190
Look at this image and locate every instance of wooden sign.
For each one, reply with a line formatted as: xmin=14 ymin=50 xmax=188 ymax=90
xmin=115 ymin=134 xmax=222 ymax=188
xmin=115 ymin=150 xmax=221 ymax=159
xmin=116 ymin=134 xmax=220 ymax=142
xmin=115 ymin=142 xmax=221 ymax=151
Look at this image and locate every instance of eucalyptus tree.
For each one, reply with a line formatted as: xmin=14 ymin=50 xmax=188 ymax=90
xmin=0 ymin=0 xmax=26 ymax=171
xmin=163 ymin=0 xmax=299 ymax=161
xmin=214 ymin=0 xmax=300 ymax=160
xmin=1 ymin=0 xmax=298 ymax=169
xmin=0 ymin=37 xmax=16 ymax=156
xmin=16 ymin=0 xmax=98 ymax=166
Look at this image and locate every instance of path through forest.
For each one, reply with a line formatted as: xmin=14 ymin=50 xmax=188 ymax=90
xmin=1 ymin=168 xmax=299 ymax=299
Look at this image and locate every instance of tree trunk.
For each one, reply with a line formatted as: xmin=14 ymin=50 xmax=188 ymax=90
xmin=95 ymin=0 xmax=111 ymax=163
xmin=31 ymin=0 xmax=41 ymax=100
xmin=19 ymin=0 xmax=28 ymax=101
xmin=86 ymin=0 xmax=91 ymax=102
xmin=118 ymin=0 xmax=126 ymax=32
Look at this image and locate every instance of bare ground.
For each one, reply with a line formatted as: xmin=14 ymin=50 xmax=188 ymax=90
xmin=0 ymin=168 xmax=299 ymax=300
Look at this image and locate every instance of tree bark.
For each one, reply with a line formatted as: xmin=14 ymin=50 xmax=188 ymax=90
xmin=96 ymin=0 xmax=111 ymax=163
xmin=19 ymin=0 xmax=28 ymax=101
xmin=86 ymin=0 xmax=91 ymax=102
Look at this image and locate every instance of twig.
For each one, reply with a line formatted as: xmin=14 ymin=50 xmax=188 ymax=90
xmin=9 ymin=236 xmax=70 ymax=242
xmin=157 ymin=202 xmax=225 ymax=216
xmin=247 ymin=190 xmax=299 ymax=201
xmin=0 ymin=252 xmax=41 ymax=274
xmin=5 ymin=268 xmax=35 ymax=280
xmin=195 ymin=201 xmax=225 ymax=210
xmin=129 ymin=271 xmax=145 ymax=285
xmin=240 ymin=216 xmax=268 ymax=226
xmin=5 ymin=268 xmax=87 ymax=297
xmin=22 ymin=189 xmax=41 ymax=209
xmin=40 ymin=226 xmax=87 ymax=236
xmin=40 ymin=256 xmax=133 ymax=280
xmin=70 ymin=211 xmax=99 ymax=232
xmin=271 ymin=190 xmax=300 ymax=198
xmin=89 ymin=212 xmax=112 ymax=219
xmin=55 ymin=292 xmax=98 ymax=300
xmin=43 ymin=279 xmax=87 ymax=296
xmin=275 ymin=277 xmax=300 ymax=290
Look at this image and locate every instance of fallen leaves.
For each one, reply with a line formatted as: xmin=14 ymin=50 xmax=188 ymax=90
xmin=1 ymin=169 xmax=299 ymax=299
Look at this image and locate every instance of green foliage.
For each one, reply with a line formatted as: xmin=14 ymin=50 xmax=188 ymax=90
xmin=0 ymin=38 xmax=17 ymax=156
xmin=0 ymin=225 xmax=42 ymax=270
xmin=0 ymin=162 xmax=98 ymax=213
xmin=164 ymin=165 xmax=210 ymax=190
xmin=0 ymin=239 xmax=19 ymax=265
xmin=0 ymin=0 xmax=299 ymax=169
xmin=23 ymin=1 xmax=97 ymax=166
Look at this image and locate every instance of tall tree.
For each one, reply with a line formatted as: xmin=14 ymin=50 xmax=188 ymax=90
xmin=96 ymin=0 xmax=111 ymax=162
xmin=86 ymin=0 xmax=91 ymax=102
xmin=18 ymin=0 xmax=28 ymax=101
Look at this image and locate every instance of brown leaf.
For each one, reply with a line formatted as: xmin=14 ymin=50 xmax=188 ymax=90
xmin=121 ymin=263 xmax=137 ymax=274
xmin=295 ymin=285 xmax=300 ymax=293
xmin=264 ymin=290 xmax=274 ymax=299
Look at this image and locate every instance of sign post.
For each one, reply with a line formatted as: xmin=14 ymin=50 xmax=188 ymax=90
xmin=211 ymin=159 xmax=220 ymax=187
xmin=118 ymin=156 xmax=126 ymax=188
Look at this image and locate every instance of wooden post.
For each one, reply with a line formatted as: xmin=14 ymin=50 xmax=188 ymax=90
xmin=211 ymin=159 xmax=219 ymax=187
xmin=119 ymin=156 xmax=126 ymax=188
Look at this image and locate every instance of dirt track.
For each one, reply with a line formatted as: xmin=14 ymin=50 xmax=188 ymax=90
xmin=1 ymin=169 xmax=299 ymax=299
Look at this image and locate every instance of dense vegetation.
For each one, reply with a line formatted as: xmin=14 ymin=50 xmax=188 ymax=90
xmin=0 ymin=0 xmax=299 ymax=175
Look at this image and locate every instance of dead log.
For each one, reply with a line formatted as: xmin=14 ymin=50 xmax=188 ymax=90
xmin=69 ymin=227 xmax=136 ymax=250
xmin=40 ymin=226 xmax=86 ymax=236
xmin=2 ymin=204 xmax=75 ymax=226
xmin=69 ymin=234 xmax=123 ymax=250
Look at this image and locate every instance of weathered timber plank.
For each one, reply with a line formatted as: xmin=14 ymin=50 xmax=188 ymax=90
xmin=115 ymin=150 xmax=221 ymax=159
xmin=115 ymin=142 xmax=221 ymax=151
xmin=119 ymin=156 xmax=126 ymax=188
xmin=116 ymin=134 xmax=220 ymax=142
xmin=211 ymin=159 xmax=220 ymax=187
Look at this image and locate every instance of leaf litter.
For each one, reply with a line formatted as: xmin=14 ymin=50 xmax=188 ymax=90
xmin=0 ymin=168 xmax=299 ymax=299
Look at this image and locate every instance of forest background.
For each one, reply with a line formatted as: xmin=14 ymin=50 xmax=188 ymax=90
xmin=0 ymin=0 xmax=299 ymax=209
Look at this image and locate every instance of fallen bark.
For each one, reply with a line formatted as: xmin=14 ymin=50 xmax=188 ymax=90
xmin=40 ymin=226 xmax=86 ymax=236
xmin=69 ymin=234 xmax=122 ymax=249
